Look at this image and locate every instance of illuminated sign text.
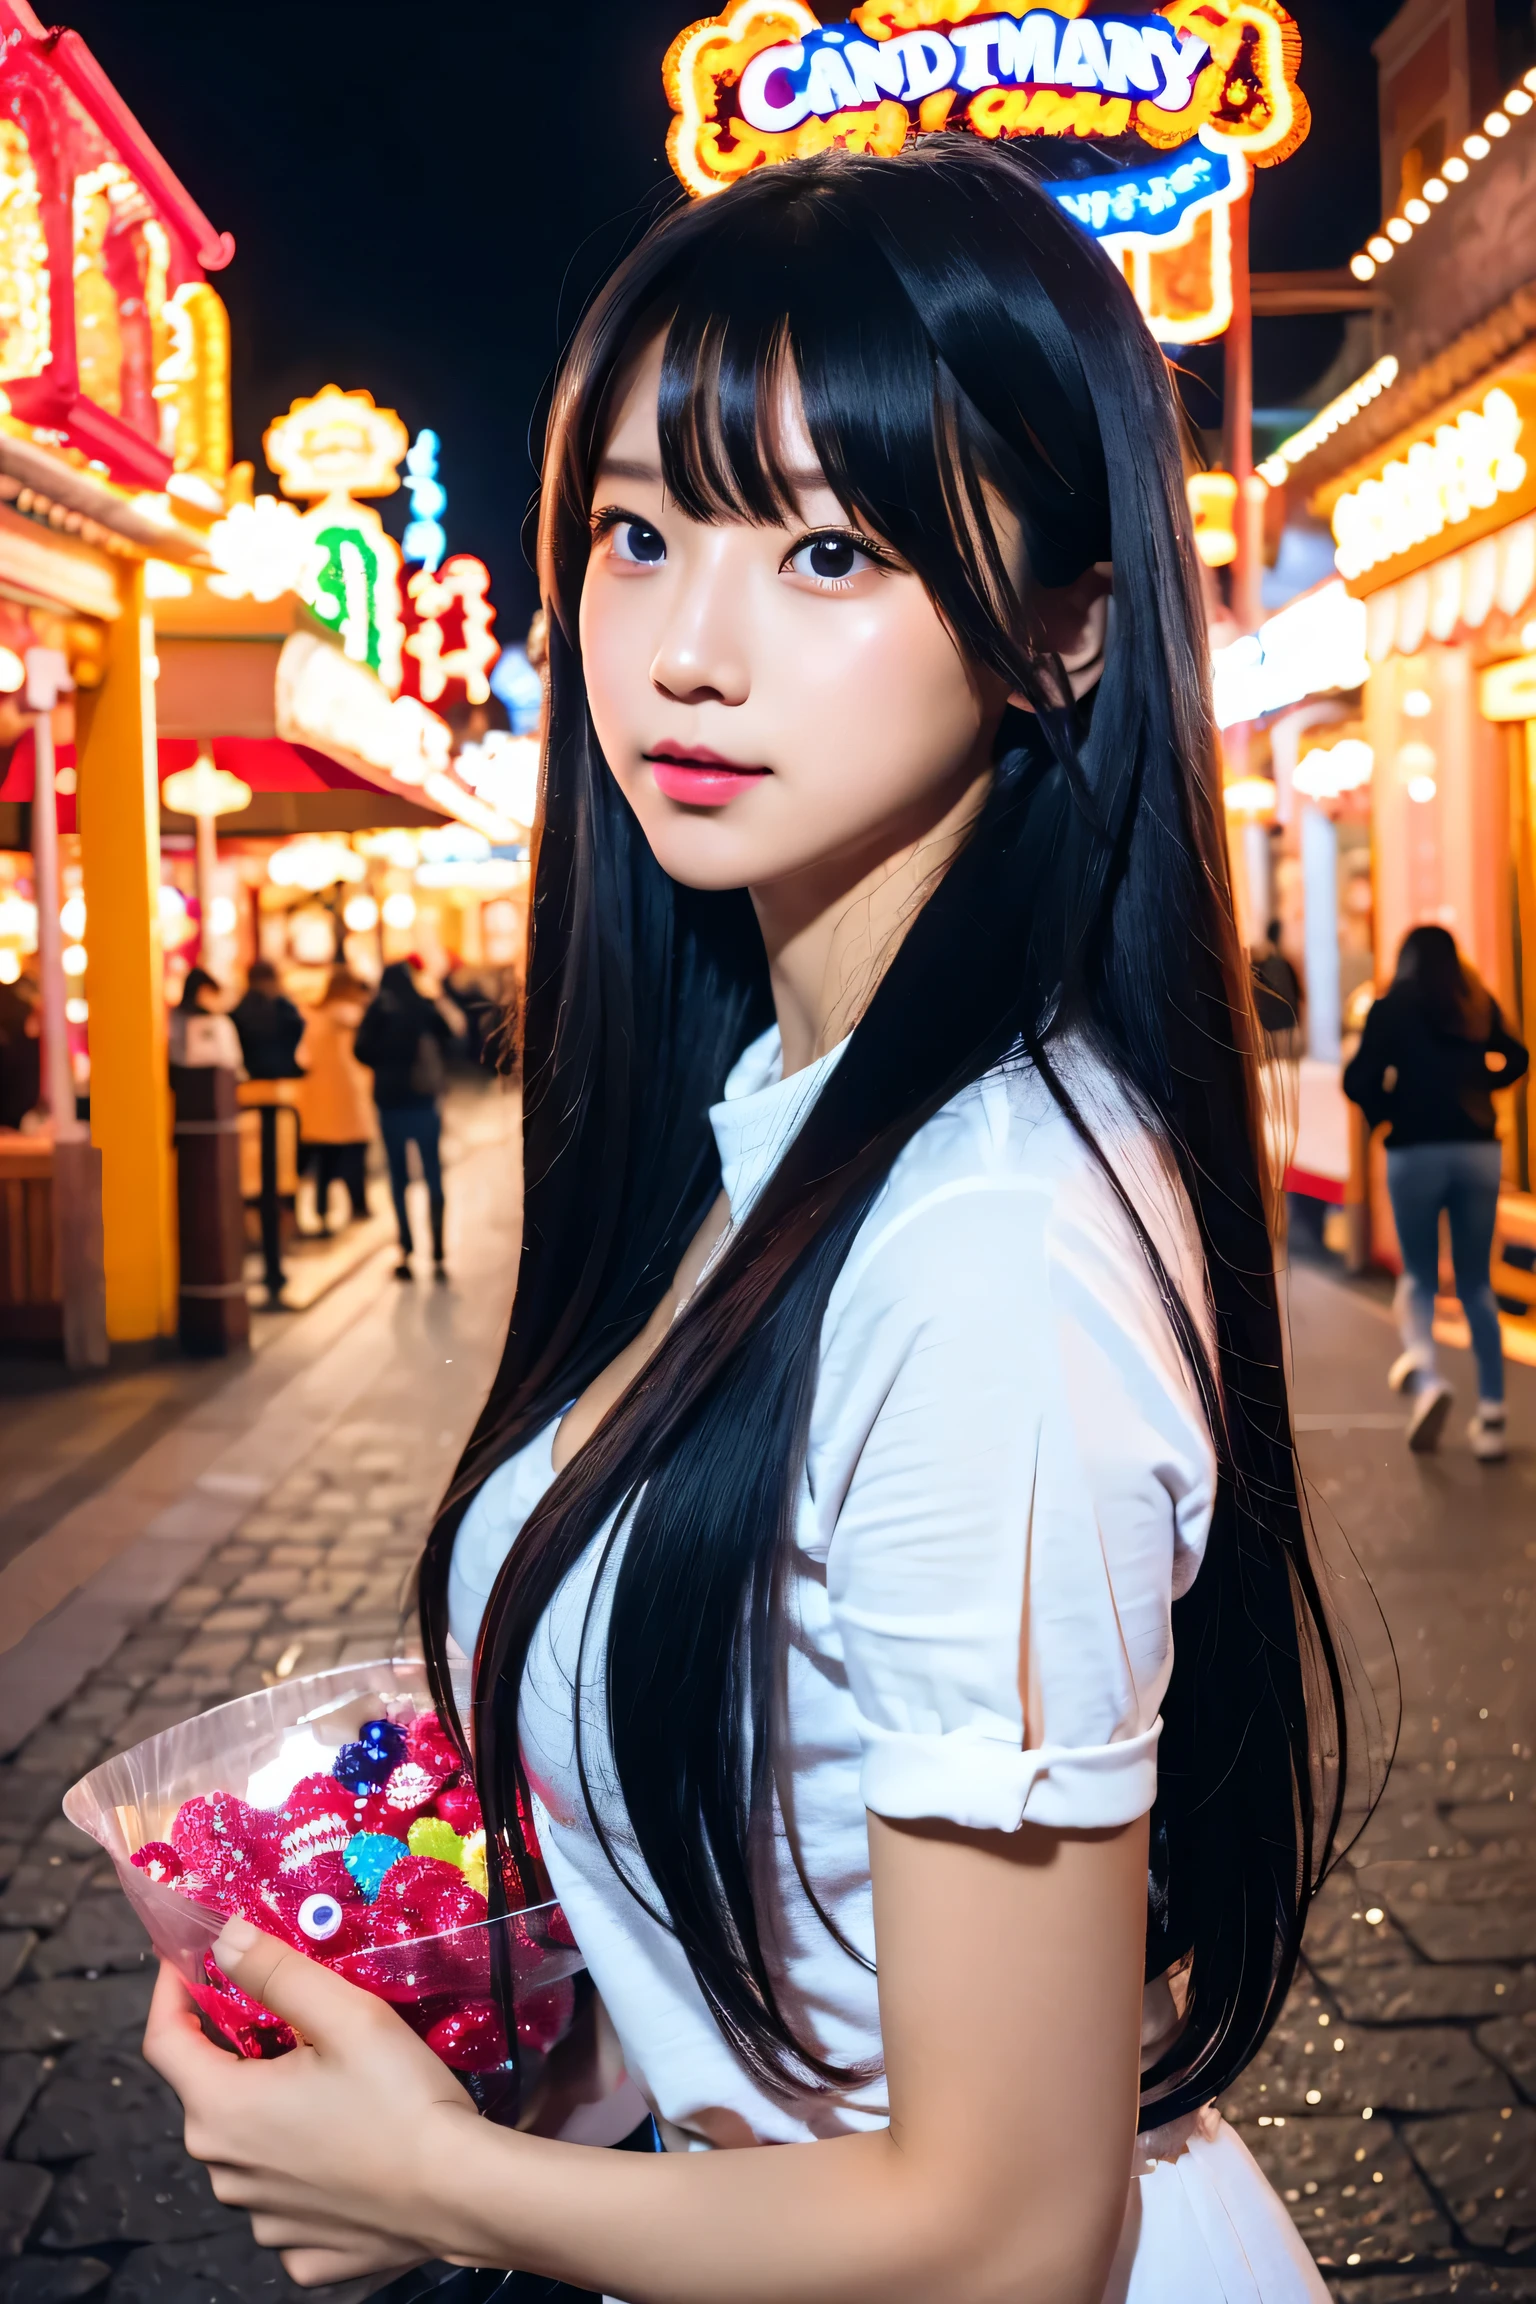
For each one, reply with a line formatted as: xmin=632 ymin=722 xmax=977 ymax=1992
xmin=1329 ymin=381 xmax=1536 ymax=593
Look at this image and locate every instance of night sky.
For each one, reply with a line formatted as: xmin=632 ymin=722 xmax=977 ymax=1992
xmin=58 ymin=0 xmax=1399 ymax=630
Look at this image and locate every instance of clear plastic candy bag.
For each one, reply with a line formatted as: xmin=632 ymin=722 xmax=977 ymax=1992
xmin=64 ymin=1658 xmax=583 ymax=2124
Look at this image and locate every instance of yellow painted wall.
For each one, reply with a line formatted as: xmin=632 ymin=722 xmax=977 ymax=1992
xmin=76 ymin=562 xmax=177 ymax=1340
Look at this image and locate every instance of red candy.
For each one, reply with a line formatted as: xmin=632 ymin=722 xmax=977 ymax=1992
xmin=131 ymin=1842 xmax=182 ymax=1885
xmin=355 ymin=1761 xmax=438 ymax=1837
xmin=141 ymin=1706 xmax=572 ymax=2072
xmin=406 ymin=1711 xmax=462 ymax=1784
xmin=517 ymin=1977 xmax=575 ymax=2055
xmin=435 ymin=1783 xmax=482 ymax=1836
xmin=423 ymin=1999 xmax=507 ymax=2072
xmin=171 ymin=1793 xmax=274 ymax=1900
xmin=334 ymin=1904 xmax=437 ymax=2001
xmin=198 ymin=1954 xmax=296 ymax=2057
xmin=274 ymin=1775 xmax=356 ymax=1874
xmin=279 ymin=1850 xmax=359 ymax=1906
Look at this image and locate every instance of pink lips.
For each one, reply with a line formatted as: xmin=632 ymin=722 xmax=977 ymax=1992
xmin=645 ymin=745 xmax=769 ymax=807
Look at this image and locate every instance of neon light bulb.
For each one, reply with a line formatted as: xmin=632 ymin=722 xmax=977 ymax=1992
xmin=1526 ymin=64 xmax=1536 ymax=90
xmin=1465 ymin=132 xmax=1491 ymax=157
xmin=1350 ymin=252 xmax=1376 ymax=281
xmin=1401 ymin=688 xmax=1433 ymax=718
xmin=59 ymin=893 xmax=86 ymax=938
xmin=381 ymin=890 xmax=416 ymax=929
xmin=1423 ymin=177 xmax=1448 ymax=201
xmin=61 ymin=943 xmax=87 ymax=976
xmin=403 ymin=429 xmax=447 ymax=571
xmin=1407 ymin=775 xmax=1437 ymax=802
xmin=1443 ymin=154 xmax=1469 ymax=180
xmin=1485 ymin=111 xmax=1511 ymax=136
xmin=1367 ymin=235 xmax=1394 ymax=262
xmin=1385 ymin=217 xmax=1412 ymax=243
xmin=1404 ymin=197 xmax=1429 ymax=223
xmin=1506 ymin=88 xmax=1533 ymax=115
xmin=65 ymin=998 xmax=87 ymax=1024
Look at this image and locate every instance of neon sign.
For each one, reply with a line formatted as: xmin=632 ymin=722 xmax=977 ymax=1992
xmin=666 ymin=2 xmax=1307 ymax=194
xmin=1327 ymin=380 xmax=1536 ymax=594
xmin=264 ymin=386 xmax=408 ymax=691
xmin=401 ymin=553 xmax=499 ymax=708
xmin=665 ymin=0 xmax=1305 ymax=341
xmin=732 ymin=14 xmax=1212 ymax=134
xmin=403 ymin=428 xmax=448 ymax=571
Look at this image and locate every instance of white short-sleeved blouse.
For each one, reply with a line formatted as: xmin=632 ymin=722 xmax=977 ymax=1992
xmin=450 ymin=1028 xmax=1328 ymax=2302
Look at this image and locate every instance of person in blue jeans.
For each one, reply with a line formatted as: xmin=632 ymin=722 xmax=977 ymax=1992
xmin=1344 ymin=926 xmax=1528 ymax=1458
xmin=353 ymin=960 xmax=458 ymax=1281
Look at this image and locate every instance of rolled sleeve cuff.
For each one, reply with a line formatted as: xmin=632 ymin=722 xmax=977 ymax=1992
xmin=859 ymin=1717 xmax=1162 ymax=1833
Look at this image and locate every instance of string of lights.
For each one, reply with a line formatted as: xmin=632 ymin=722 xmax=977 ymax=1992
xmin=1256 ymin=355 xmax=1400 ymax=489
xmin=1348 ymin=66 xmax=1536 ymax=287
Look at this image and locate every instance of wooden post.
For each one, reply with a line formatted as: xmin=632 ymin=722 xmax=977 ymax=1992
xmin=171 ymin=1062 xmax=249 ymax=1354
xmin=75 ymin=562 xmax=177 ymax=1343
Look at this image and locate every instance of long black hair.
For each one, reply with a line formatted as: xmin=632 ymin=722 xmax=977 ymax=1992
xmin=418 ymin=138 xmax=1346 ymax=2126
xmin=1391 ymin=923 xmax=1490 ymax=1039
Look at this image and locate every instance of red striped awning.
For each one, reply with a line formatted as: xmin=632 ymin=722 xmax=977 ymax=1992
xmin=2 ymin=733 xmax=386 ymax=833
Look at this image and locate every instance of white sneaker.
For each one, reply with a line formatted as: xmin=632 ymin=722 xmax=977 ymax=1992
xmin=1407 ymin=1379 xmax=1453 ymax=1453
xmin=1469 ymin=1405 xmax=1508 ymax=1462
xmin=1388 ymin=1347 xmax=1429 ymax=1393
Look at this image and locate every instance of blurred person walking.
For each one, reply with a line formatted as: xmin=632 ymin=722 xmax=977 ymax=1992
xmin=1251 ymin=918 xmax=1303 ymax=1057
xmin=296 ymin=966 xmax=374 ymax=1234
xmin=0 ymin=970 xmax=41 ymax=1130
xmin=168 ymin=966 xmax=243 ymax=1071
xmin=1345 ymin=925 xmax=1528 ymax=1458
xmin=353 ymin=958 xmax=456 ymax=1280
xmin=230 ymin=958 xmax=304 ymax=1080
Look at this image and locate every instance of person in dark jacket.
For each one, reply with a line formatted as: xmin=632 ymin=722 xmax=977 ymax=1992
xmin=353 ymin=959 xmax=456 ymax=1279
xmin=1344 ymin=925 xmax=1528 ymax=1458
xmin=230 ymin=960 xmax=305 ymax=1080
xmin=1251 ymin=918 xmax=1303 ymax=1052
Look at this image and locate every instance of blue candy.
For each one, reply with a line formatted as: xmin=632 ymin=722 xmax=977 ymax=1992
xmin=359 ymin=1717 xmax=407 ymax=1768
xmin=344 ymin=1831 xmax=408 ymax=1900
xmin=332 ymin=1741 xmax=391 ymax=1795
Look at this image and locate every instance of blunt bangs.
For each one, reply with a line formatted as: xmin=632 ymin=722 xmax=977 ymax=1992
xmin=547 ymin=147 xmax=1123 ymax=699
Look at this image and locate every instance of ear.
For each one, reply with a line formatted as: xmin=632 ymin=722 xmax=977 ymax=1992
xmin=1008 ymin=561 xmax=1114 ymax=710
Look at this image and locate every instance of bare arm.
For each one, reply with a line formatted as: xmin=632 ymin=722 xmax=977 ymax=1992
xmin=149 ymin=1810 xmax=1147 ymax=2304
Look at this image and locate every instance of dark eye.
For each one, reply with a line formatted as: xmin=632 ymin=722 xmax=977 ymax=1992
xmin=609 ymin=519 xmax=666 ymax=566
xmin=787 ymin=533 xmax=879 ymax=588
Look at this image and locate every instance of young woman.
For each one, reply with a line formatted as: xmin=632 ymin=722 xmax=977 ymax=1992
xmin=147 ymin=140 xmax=1344 ymax=2302
xmin=296 ymin=965 xmax=375 ymax=1235
xmin=1345 ymin=923 xmax=1527 ymax=1458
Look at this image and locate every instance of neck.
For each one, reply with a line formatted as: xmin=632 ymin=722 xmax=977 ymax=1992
xmin=750 ymin=762 xmax=993 ymax=1078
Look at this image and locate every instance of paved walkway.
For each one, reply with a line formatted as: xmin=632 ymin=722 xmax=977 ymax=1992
xmin=0 ymin=1199 xmax=1531 ymax=2304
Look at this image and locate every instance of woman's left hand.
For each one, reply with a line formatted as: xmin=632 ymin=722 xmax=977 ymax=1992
xmin=144 ymin=1918 xmax=483 ymax=2287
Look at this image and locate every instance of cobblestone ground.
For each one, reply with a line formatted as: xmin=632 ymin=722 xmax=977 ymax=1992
xmin=1221 ymin=1259 xmax=1536 ymax=2303
xmin=0 ymin=1234 xmax=1531 ymax=2304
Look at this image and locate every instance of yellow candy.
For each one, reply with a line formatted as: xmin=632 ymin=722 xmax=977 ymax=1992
xmin=407 ymin=1816 xmax=463 ymax=1867
xmin=459 ymin=1826 xmax=488 ymax=1899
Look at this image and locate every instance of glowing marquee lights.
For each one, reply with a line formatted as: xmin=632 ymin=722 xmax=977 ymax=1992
xmin=402 ymin=429 xmax=448 ymax=571
xmin=403 ymin=554 xmax=499 ymax=707
xmin=664 ymin=0 xmax=1306 ymax=343
xmin=1329 ymin=381 xmax=1536 ymax=592
xmin=264 ymin=386 xmax=409 ymax=690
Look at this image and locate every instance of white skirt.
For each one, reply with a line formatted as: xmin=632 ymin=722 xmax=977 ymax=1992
xmin=1106 ymin=2115 xmax=1329 ymax=2303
